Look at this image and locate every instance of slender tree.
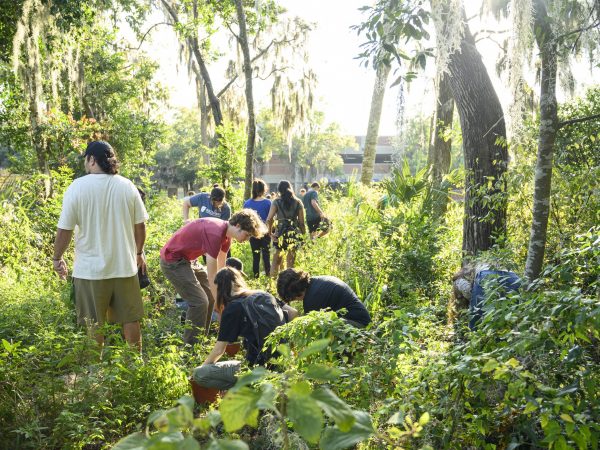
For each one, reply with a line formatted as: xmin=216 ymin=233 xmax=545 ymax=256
xmin=233 ymin=0 xmax=256 ymax=200
xmin=361 ymin=63 xmax=391 ymax=185
xmin=427 ymin=73 xmax=453 ymax=183
xmin=524 ymin=0 xmax=559 ymax=280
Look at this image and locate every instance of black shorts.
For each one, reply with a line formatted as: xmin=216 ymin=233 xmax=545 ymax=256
xmin=307 ymin=217 xmax=321 ymax=233
xmin=307 ymin=217 xmax=331 ymax=234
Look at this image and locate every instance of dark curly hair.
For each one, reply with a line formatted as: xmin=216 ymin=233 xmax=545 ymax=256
xmin=277 ymin=268 xmax=311 ymax=302
xmin=229 ymin=209 xmax=268 ymax=237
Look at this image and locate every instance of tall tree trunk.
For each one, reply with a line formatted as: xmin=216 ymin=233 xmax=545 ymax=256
xmin=234 ymin=0 xmax=255 ymax=201
xmin=360 ymin=63 xmax=391 ymax=185
xmin=525 ymin=0 xmax=558 ymax=281
xmin=428 ymin=73 xmax=454 ymax=216
xmin=193 ymin=68 xmax=210 ymax=147
xmin=445 ymin=13 xmax=508 ymax=256
xmin=428 ymin=73 xmax=454 ymax=181
xmin=161 ymin=0 xmax=223 ymax=128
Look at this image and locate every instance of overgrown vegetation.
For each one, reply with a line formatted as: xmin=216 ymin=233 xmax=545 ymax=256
xmin=1 ymin=87 xmax=598 ymax=447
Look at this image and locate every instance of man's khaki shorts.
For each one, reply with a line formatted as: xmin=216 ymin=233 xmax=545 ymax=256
xmin=73 ymin=276 xmax=144 ymax=326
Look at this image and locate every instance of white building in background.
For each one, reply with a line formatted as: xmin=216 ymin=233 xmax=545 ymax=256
xmin=258 ymin=136 xmax=396 ymax=191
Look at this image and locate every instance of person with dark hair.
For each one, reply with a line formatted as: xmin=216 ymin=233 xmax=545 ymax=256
xmin=225 ymin=257 xmax=247 ymax=277
xmin=303 ymin=182 xmax=329 ymax=239
xmin=265 ymin=180 xmax=306 ymax=278
xmin=243 ymin=178 xmax=272 ymax=278
xmin=277 ymin=268 xmax=371 ymax=328
xmin=192 ymin=267 xmax=297 ymax=390
xmin=182 ymin=185 xmax=231 ymax=223
xmin=52 ymin=141 xmax=148 ymax=351
xmin=160 ymin=210 xmax=267 ymax=345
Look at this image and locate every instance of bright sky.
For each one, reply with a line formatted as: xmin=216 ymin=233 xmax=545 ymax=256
xmin=146 ymin=1 xmax=598 ymax=137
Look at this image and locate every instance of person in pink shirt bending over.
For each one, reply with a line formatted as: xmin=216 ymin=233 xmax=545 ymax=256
xmin=160 ymin=210 xmax=267 ymax=345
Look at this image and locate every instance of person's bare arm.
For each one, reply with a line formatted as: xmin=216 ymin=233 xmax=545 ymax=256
xmin=311 ymin=198 xmax=325 ymax=218
xmin=205 ymin=254 xmax=220 ymax=302
xmin=266 ymin=202 xmax=277 ymax=240
xmin=134 ymin=222 xmax=146 ymax=274
xmin=202 ymin=340 xmax=228 ymax=365
xmin=182 ymin=197 xmax=193 ymax=223
xmin=298 ymin=205 xmax=306 ymax=235
xmin=53 ymin=228 xmax=73 ymax=279
xmin=282 ymin=304 xmax=299 ymax=321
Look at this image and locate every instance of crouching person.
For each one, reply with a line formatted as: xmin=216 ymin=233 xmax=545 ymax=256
xmin=193 ymin=267 xmax=297 ymax=390
xmin=276 ymin=269 xmax=371 ymax=328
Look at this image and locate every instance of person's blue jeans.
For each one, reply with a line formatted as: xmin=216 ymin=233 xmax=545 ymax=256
xmin=470 ymin=270 xmax=521 ymax=330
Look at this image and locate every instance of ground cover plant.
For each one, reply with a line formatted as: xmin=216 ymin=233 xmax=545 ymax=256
xmin=1 ymin=121 xmax=599 ymax=448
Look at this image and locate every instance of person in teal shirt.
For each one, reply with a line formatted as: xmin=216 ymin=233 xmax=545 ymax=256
xmin=302 ymin=182 xmax=328 ymax=239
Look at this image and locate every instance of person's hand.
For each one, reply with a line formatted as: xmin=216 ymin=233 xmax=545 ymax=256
xmin=137 ymin=253 xmax=147 ymax=274
xmin=183 ymin=218 xmax=193 ymax=225
xmin=53 ymin=258 xmax=68 ymax=280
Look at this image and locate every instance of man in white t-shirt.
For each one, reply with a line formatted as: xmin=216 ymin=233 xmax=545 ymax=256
xmin=52 ymin=141 xmax=148 ymax=350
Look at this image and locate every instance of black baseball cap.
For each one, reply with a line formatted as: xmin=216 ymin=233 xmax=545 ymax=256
xmin=226 ymin=257 xmax=247 ymax=277
xmin=84 ymin=141 xmax=115 ymax=159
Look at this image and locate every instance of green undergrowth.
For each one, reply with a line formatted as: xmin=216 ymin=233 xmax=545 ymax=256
xmin=1 ymin=166 xmax=599 ymax=449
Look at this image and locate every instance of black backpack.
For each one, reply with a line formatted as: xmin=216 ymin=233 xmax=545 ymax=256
xmin=276 ymin=199 xmax=300 ymax=237
xmin=231 ymin=292 xmax=286 ymax=365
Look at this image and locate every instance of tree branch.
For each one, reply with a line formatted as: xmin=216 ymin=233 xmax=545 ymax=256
xmin=557 ymin=113 xmax=600 ymax=129
xmin=126 ymin=22 xmax=172 ymax=51
xmin=216 ymin=39 xmax=277 ymax=98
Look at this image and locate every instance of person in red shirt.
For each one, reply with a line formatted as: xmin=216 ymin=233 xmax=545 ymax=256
xmin=160 ymin=210 xmax=266 ymax=345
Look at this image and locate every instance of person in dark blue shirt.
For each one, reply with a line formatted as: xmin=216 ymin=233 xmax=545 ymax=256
xmin=276 ymin=268 xmax=371 ymax=328
xmin=243 ymin=179 xmax=272 ymax=278
xmin=182 ymin=186 xmax=231 ymax=223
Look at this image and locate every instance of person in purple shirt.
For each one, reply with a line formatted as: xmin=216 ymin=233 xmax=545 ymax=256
xmin=243 ymin=179 xmax=272 ymax=278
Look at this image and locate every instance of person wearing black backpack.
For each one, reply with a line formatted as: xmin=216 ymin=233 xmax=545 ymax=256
xmin=265 ymin=180 xmax=306 ymax=279
xmin=192 ymin=267 xmax=297 ymax=390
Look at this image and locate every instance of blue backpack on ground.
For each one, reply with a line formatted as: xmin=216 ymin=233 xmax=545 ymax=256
xmin=469 ymin=270 xmax=521 ymax=330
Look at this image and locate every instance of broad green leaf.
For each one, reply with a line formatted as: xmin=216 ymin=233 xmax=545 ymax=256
xmin=418 ymin=412 xmax=430 ymax=426
xmin=112 ymin=432 xmax=148 ymax=450
xmin=305 ymin=364 xmax=342 ymax=381
xmin=256 ymin=383 xmax=277 ymax=411
xmin=387 ymin=411 xmax=404 ymax=425
xmin=554 ymin=435 xmax=568 ymax=450
xmin=174 ymin=436 xmax=201 ymax=450
xmin=481 ymin=359 xmax=499 ymax=373
xmin=146 ymin=431 xmax=186 ymax=445
xmin=506 ymin=358 xmax=520 ymax=368
xmin=219 ymin=386 xmax=261 ymax=432
xmin=300 ymin=338 xmax=332 ymax=359
xmin=287 ymin=381 xmax=323 ymax=443
xmin=230 ymin=367 xmax=267 ymax=392
xmin=177 ymin=396 xmax=195 ymax=413
xmin=319 ymin=411 xmax=374 ymax=450
xmin=206 ymin=438 xmax=250 ymax=450
xmin=312 ymin=387 xmax=355 ymax=432
xmin=560 ymin=413 xmax=574 ymax=423
xmin=206 ymin=410 xmax=222 ymax=427
xmin=523 ymin=402 xmax=538 ymax=414
xmin=277 ymin=343 xmax=291 ymax=357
